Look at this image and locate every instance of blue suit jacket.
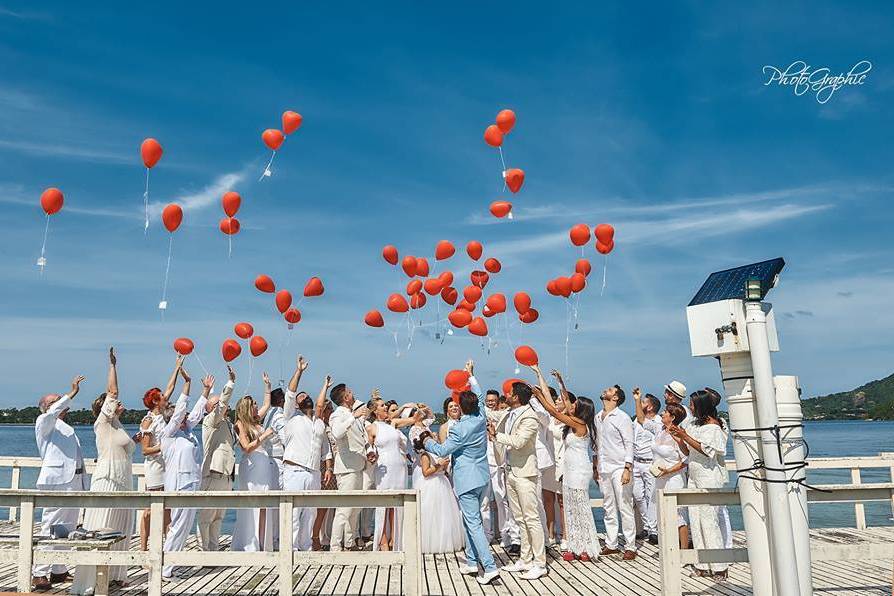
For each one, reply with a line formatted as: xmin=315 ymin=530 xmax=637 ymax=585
xmin=425 ymin=377 xmax=490 ymax=495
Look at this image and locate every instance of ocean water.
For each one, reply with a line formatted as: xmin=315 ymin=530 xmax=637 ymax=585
xmin=0 ymin=420 xmax=890 ymax=532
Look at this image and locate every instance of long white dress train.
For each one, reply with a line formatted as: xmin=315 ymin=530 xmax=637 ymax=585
xmin=231 ymin=443 xmax=278 ymax=551
xmin=412 ymin=455 xmax=464 ymax=553
xmin=372 ymin=421 xmax=407 ymax=551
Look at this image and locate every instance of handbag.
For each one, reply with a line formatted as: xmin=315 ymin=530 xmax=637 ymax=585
xmin=649 ymin=456 xmax=670 ymax=478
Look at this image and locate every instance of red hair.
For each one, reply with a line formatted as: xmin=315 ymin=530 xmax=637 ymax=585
xmin=143 ymin=388 xmax=162 ymax=409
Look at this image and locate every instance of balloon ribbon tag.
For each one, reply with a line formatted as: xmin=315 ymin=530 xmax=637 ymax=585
xmin=158 ymin=300 xmax=168 ymax=310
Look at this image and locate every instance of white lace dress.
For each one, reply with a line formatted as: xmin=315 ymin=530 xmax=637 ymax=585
xmin=372 ymin=421 xmax=408 ymax=551
xmin=561 ymin=430 xmax=601 ymax=556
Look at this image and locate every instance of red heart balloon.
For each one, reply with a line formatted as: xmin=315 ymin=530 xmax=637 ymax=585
xmin=466 ymin=241 xmax=483 ymax=261
xmin=387 ymin=293 xmax=409 ymax=313
xmin=173 ymin=337 xmax=194 ymax=355
xmin=262 ymin=129 xmax=285 ymax=151
xmin=441 ymin=286 xmax=458 ymax=305
xmin=221 ymin=191 xmax=241 ymax=217
xmin=275 ymin=290 xmax=293 ymax=314
xmin=162 ymin=204 xmax=183 ymax=233
xmin=468 ymin=317 xmax=488 ymax=336
xmin=519 ymin=308 xmax=539 ymax=324
xmin=219 ymin=217 xmax=240 ymax=235
xmin=489 ymin=201 xmax=512 ymax=219
xmin=250 ymin=336 xmax=268 ymax=357
xmin=505 ymin=169 xmax=525 ymax=193
xmin=435 ymin=240 xmax=455 ymax=260
xmin=282 ymin=111 xmax=303 ymax=135
xmin=382 ymin=245 xmax=399 ymax=265
xmin=364 ymin=309 xmax=384 ymax=328
xmin=496 ymin=109 xmax=516 ymax=134
xmin=234 ymin=322 xmax=254 ymax=339
xmin=222 ymin=339 xmax=241 ymax=362
xmin=303 ymin=276 xmax=324 ymax=297
xmin=448 ymin=309 xmax=472 ymax=328
xmin=445 ymin=369 xmax=471 ymax=390
xmin=514 ymin=345 xmax=538 ymax=366
xmin=470 ymin=270 xmax=490 ymax=289
xmin=40 ymin=188 xmax=64 ymax=216
xmin=255 ymin=275 xmax=275 ymax=293
xmin=284 ymin=308 xmax=301 ymax=324
xmin=463 ymin=285 xmax=482 ymax=303
xmin=140 ymin=138 xmax=163 ymax=169
xmin=484 ymin=125 xmax=503 ymax=147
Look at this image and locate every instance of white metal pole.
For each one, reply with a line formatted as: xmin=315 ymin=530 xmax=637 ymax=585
xmin=775 ymin=375 xmax=814 ymax=596
xmin=720 ymin=352 xmax=774 ymax=596
xmin=745 ymin=301 xmax=802 ymax=596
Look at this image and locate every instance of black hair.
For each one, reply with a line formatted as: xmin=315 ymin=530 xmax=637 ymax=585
xmin=330 ymin=384 xmax=347 ymax=406
xmin=297 ymin=395 xmax=313 ymax=411
xmin=486 ymin=389 xmax=499 ymax=397
xmin=386 ymin=399 xmax=398 ymax=408
xmin=366 ymin=398 xmax=380 ymax=422
xmin=564 ymin=390 xmax=577 ymax=402
xmin=512 ymin=382 xmax=533 ymax=405
xmin=459 ymin=391 xmax=479 ymax=415
xmin=413 ymin=431 xmax=432 ymax=453
xmin=704 ymin=387 xmax=722 ymax=407
xmin=614 ymin=384 xmax=626 ymax=405
xmin=690 ymin=390 xmax=724 ymax=428
xmin=563 ymin=395 xmax=598 ymax=452
xmin=443 ymin=396 xmax=455 ymax=417
xmin=644 ymin=393 xmax=661 ymax=414
xmin=548 ymin=387 xmax=558 ymax=398
xmin=270 ymin=388 xmax=285 ymax=408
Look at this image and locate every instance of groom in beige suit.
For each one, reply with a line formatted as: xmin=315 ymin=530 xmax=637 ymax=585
xmin=196 ymin=365 xmax=237 ymax=551
xmin=489 ymin=382 xmax=548 ymax=580
xmin=327 ymin=383 xmax=370 ymax=551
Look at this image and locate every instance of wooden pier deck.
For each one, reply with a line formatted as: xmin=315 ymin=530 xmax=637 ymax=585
xmin=0 ymin=523 xmax=890 ymax=595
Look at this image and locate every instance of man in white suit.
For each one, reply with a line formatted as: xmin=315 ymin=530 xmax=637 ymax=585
xmin=596 ymin=384 xmax=637 ymax=560
xmin=32 ymin=375 xmax=87 ymax=591
xmin=489 ymin=382 xmax=548 ymax=580
xmin=327 ymin=382 xmax=370 ymax=551
xmin=485 ymin=390 xmax=519 ymax=551
xmin=160 ymin=369 xmax=210 ymax=580
xmin=197 ymin=366 xmax=237 ymax=551
xmin=279 ymin=357 xmax=334 ymax=550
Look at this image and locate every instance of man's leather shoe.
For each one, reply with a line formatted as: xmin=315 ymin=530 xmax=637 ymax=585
xmin=622 ymin=550 xmax=637 ymax=561
xmin=50 ymin=572 xmax=73 ymax=583
xmin=507 ymin=543 xmax=521 ymax=556
xmin=600 ymin=547 xmax=621 ymax=556
xmin=32 ymin=576 xmax=51 ymax=591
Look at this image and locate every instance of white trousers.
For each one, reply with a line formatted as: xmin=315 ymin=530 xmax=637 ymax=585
xmin=718 ymin=505 xmax=733 ymax=549
xmin=283 ymin=463 xmax=321 ymax=550
xmin=490 ymin=465 xmax=519 ymax=546
xmin=197 ymin=472 xmax=232 ymax=551
xmin=163 ymin=482 xmax=197 ymax=577
xmin=632 ymin=461 xmax=657 ymax=535
xmin=599 ymin=468 xmax=636 ymax=550
xmin=358 ymin=466 xmax=375 ymax=541
xmin=331 ymin=470 xmax=363 ymax=551
xmin=506 ymin=473 xmax=546 ymax=567
xmin=33 ymin=476 xmax=83 ymax=577
xmin=269 ymin=457 xmax=283 ymax=549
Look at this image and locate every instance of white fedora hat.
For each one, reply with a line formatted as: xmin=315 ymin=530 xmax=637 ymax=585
xmin=664 ymin=381 xmax=687 ymax=400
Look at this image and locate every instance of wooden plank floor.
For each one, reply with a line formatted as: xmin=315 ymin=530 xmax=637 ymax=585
xmin=0 ymin=523 xmax=890 ymax=595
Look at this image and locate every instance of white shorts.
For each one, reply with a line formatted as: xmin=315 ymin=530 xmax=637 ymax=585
xmin=540 ymin=465 xmax=562 ymax=493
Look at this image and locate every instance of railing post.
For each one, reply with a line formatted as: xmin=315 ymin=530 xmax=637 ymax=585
xmin=148 ymin=497 xmax=164 ymax=596
xmin=17 ymin=496 xmax=34 ymax=593
xmin=851 ymin=468 xmax=866 ymax=530
xmin=402 ymin=492 xmax=423 ymax=596
xmin=658 ymin=489 xmax=682 ymax=596
xmin=278 ymin=495 xmax=294 ymax=596
xmin=9 ymin=465 xmax=20 ymax=522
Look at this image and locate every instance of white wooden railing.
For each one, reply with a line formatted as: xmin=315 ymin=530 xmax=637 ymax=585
xmin=0 ymin=489 xmax=423 ymax=596
xmin=657 ymin=482 xmax=894 ymax=595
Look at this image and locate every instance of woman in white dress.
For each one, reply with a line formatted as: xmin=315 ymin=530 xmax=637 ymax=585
xmin=367 ymin=401 xmax=408 ymax=551
xmin=670 ymin=389 xmax=730 ymax=581
xmin=73 ymin=348 xmax=135 ymax=593
xmin=231 ymin=393 xmax=277 ymax=552
xmin=531 ymin=366 xmax=601 ymax=562
xmin=651 ymin=403 xmax=689 ymax=549
xmin=438 ymin=397 xmax=461 ymax=443
xmin=411 ymin=430 xmax=464 ymax=553
xmin=138 ymin=355 xmax=182 ymax=551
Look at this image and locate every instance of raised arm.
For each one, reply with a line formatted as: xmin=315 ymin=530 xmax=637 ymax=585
xmin=180 ymin=366 xmax=192 ymax=397
xmin=162 ymin=392 xmax=190 ymax=438
xmin=633 ymin=387 xmax=645 ymax=424
xmin=186 ymin=375 xmax=212 ymax=429
xmin=551 ymin=369 xmax=570 ymax=402
xmin=465 ymin=359 xmax=485 ymax=413
xmin=36 ymin=376 xmax=84 ymax=438
xmin=258 ymin=372 xmax=273 ymax=420
xmin=162 ymin=355 xmax=184 ymax=401
xmin=288 ymin=354 xmax=308 ymax=393
xmin=106 ymin=347 xmax=118 ymax=397
xmin=316 ymin=375 xmax=332 ymax=419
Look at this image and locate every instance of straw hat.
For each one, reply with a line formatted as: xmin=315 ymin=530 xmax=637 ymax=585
xmin=664 ymin=380 xmax=687 ymax=400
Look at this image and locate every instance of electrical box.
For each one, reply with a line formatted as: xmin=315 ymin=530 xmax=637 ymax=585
xmin=686 ymin=299 xmax=779 ymax=357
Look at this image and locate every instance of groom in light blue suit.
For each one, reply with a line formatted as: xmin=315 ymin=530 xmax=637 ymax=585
xmin=425 ymin=360 xmax=499 ymax=585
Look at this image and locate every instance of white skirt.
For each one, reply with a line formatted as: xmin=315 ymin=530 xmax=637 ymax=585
xmin=72 ymin=477 xmax=133 ymax=592
xmin=413 ymin=466 xmax=464 ymax=554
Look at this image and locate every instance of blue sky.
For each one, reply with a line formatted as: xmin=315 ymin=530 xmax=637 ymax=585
xmin=1 ymin=2 xmax=892 ymax=413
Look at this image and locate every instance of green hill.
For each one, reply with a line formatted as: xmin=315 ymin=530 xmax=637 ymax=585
xmin=801 ymin=372 xmax=894 ymax=420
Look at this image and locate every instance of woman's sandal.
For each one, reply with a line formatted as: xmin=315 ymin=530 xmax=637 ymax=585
xmin=713 ymin=570 xmax=728 ymax=582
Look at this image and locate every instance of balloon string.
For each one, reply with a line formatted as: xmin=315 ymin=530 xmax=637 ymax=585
xmin=160 ymin=235 xmax=174 ymax=311
xmin=405 ymin=312 xmax=414 ymax=353
xmin=601 ymin=255 xmax=608 ymax=296
xmin=143 ymin=168 xmax=150 ymax=235
xmin=193 ymin=352 xmax=210 ymax=377
xmin=259 ymin=151 xmax=277 ymax=181
xmin=498 ymin=146 xmax=508 ymax=193
xmin=228 ymin=230 xmax=232 ymax=259
xmin=244 ymin=357 xmax=254 ymax=396
xmin=38 ymin=214 xmax=50 ymax=276
xmin=572 ymin=292 xmax=581 ymax=330
xmin=564 ymin=299 xmax=572 ymax=377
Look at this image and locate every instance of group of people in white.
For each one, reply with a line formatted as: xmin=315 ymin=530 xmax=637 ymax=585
xmin=29 ymin=347 xmax=733 ymax=591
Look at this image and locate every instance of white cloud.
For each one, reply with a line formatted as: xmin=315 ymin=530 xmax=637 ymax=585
xmin=148 ymin=168 xmax=249 ymax=218
xmin=0 ymin=138 xmax=132 ymax=164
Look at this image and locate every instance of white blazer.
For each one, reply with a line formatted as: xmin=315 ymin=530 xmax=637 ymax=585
xmin=278 ymin=390 xmax=331 ymax=471
xmin=328 ymin=405 xmax=368 ymax=474
xmin=161 ymin=393 xmax=207 ymax=490
xmin=35 ymin=395 xmax=85 ymax=487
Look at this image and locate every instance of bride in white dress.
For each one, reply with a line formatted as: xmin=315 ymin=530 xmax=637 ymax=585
xmin=231 ymin=394 xmax=277 ymax=552
xmin=367 ymin=402 xmax=408 ymax=551
xmin=411 ymin=429 xmax=464 ymax=553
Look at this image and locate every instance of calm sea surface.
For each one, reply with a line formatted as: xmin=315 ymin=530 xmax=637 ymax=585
xmin=0 ymin=420 xmax=890 ymax=532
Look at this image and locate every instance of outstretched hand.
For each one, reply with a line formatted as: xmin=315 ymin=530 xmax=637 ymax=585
xmin=297 ymin=354 xmax=308 ymax=372
xmin=227 ymin=365 xmax=236 ymax=382
xmin=109 ymin=346 xmax=116 ymax=365
xmin=70 ymin=375 xmax=86 ymax=397
xmin=262 ymin=372 xmax=271 ymax=389
xmin=202 ymin=375 xmax=215 ymax=390
xmin=464 ymin=359 xmax=474 ymax=375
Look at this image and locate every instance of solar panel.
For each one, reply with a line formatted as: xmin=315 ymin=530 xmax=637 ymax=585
xmin=688 ymin=258 xmax=785 ymax=306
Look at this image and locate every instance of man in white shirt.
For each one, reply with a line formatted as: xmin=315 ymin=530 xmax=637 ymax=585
xmin=279 ymin=357 xmax=334 ymax=550
xmin=327 ymin=382 xmax=370 ymax=551
xmin=632 ymin=389 xmax=662 ymax=545
xmin=197 ymin=366 xmax=236 ymax=551
xmin=31 ymin=375 xmax=87 ymax=591
xmin=262 ymin=377 xmax=287 ymax=550
xmin=595 ymin=384 xmax=637 ymax=560
xmin=160 ymin=369 xmax=210 ymax=580
xmin=529 ymin=395 xmax=557 ymax=543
